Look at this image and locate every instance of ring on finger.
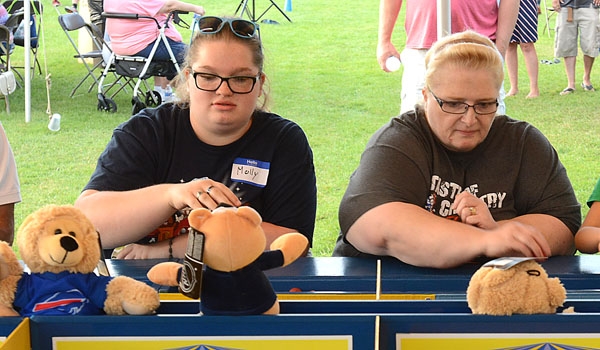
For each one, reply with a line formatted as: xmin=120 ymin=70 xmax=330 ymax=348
xmin=196 ymin=191 xmax=204 ymax=201
xmin=206 ymin=185 xmax=214 ymax=195
xmin=469 ymin=207 xmax=477 ymax=216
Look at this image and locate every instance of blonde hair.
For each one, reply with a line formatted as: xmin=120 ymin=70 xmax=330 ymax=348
xmin=424 ymin=30 xmax=504 ymax=91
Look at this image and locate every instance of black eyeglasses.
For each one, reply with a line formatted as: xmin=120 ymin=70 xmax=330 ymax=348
xmin=192 ymin=72 xmax=260 ymax=94
xmin=428 ymin=88 xmax=498 ymax=115
xmin=197 ymin=16 xmax=258 ymax=38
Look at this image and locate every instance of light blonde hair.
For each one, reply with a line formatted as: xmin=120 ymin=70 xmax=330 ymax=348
xmin=424 ymin=30 xmax=504 ymax=91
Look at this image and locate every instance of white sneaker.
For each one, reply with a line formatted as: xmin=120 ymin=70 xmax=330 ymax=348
xmin=163 ymin=86 xmax=174 ymax=103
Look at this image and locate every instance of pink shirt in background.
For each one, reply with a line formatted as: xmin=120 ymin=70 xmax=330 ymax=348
xmin=457 ymin=0 xmax=499 ymax=41
xmin=404 ymin=0 xmax=499 ymax=49
xmin=104 ymin=0 xmax=183 ymax=56
xmin=0 ymin=6 xmax=8 ymax=25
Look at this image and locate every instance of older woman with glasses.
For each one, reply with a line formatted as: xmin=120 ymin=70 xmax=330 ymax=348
xmin=75 ymin=17 xmax=317 ymax=260
xmin=333 ymin=30 xmax=580 ymax=268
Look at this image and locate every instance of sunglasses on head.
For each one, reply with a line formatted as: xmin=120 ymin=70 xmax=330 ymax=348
xmin=197 ymin=16 xmax=258 ymax=38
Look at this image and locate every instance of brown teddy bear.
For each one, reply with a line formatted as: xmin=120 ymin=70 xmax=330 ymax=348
xmin=0 ymin=205 xmax=160 ymax=316
xmin=467 ymin=258 xmax=566 ymax=315
xmin=147 ymin=206 xmax=308 ymax=315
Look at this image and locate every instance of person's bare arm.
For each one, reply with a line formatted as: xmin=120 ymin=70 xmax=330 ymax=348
xmin=575 ymin=202 xmax=600 ymax=253
xmin=116 ymin=220 xmax=306 ymax=259
xmin=346 ymin=202 xmax=554 ymax=269
xmin=160 ymin=0 xmax=205 ymax=16
xmin=495 ymin=0 xmax=519 ymax=58
xmin=377 ymin=0 xmax=403 ymax=70
xmin=75 ymin=178 xmax=240 ymax=249
xmin=0 ymin=203 xmax=15 ymax=244
xmin=510 ymin=214 xmax=575 ymax=255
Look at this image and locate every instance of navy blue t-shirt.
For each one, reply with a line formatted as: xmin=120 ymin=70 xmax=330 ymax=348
xmin=83 ymin=104 xmax=317 ymax=246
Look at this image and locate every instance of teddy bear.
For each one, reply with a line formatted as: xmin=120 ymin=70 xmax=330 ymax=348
xmin=0 ymin=205 xmax=160 ymax=317
xmin=147 ymin=205 xmax=308 ymax=316
xmin=466 ymin=258 xmax=566 ymax=316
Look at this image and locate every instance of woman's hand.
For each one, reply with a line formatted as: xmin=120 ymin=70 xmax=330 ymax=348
xmin=451 ymin=191 xmax=498 ymax=230
xmin=552 ymin=0 xmax=561 ymax=11
xmin=167 ymin=178 xmax=241 ymax=211
xmin=483 ymin=221 xmax=552 ymax=259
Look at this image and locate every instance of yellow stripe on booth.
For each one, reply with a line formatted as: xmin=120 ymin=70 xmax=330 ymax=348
xmin=158 ymin=292 xmax=436 ymax=301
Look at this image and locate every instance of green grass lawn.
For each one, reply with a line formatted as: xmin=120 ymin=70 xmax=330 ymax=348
xmin=1 ymin=0 xmax=598 ymax=257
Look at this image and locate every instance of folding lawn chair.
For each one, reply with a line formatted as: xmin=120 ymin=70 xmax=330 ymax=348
xmin=58 ymin=12 xmax=109 ymax=97
xmin=0 ymin=25 xmax=12 ymax=67
xmin=2 ymin=0 xmax=43 ymax=81
xmin=97 ymin=11 xmax=182 ymax=115
xmin=0 ymin=25 xmax=16 ymax=112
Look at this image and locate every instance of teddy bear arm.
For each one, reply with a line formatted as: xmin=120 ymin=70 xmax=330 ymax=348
xmin=0 ymin=242 xmax=22 ymax=280
xmin=0 ymin=275 xmax=21 ymax=316
xmin=269 ymin=233 xmax=308 ymax=266
xmin=104 ymin=276 xmax=160 ymax=315
xmin=147 ymin=262 xmax=182 ymax=286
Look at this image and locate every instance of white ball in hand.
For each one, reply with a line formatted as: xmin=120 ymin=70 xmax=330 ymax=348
xmin=385 ymin=56 xmax=401 ymax=72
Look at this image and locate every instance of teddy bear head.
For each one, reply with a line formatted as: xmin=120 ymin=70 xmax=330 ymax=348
xmin=17 ymin=205 xmax=101 ymax=275
xmin=466 ymin=259 xmax=566 ymax=315
xmin=188 ymin=206 xmax=265 ymax=273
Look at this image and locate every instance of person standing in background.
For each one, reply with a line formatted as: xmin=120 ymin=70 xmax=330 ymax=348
xmin=87 ymin=0 xmax=105 ymax=35
xmin=377 ymin=0 xmax=519 ymax=115
xmin=506 ymin=0 xmax=540 ymax=98
xmin=553 ymin=0 xmax=600 ymax=95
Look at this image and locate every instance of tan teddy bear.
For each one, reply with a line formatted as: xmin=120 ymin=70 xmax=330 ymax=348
xmin=467 ymin=259 xmax=566 ymax=315
xmin=148 ymin=205 xmax=308 ymax=315
xmin=0 ymin=205 xmax=160 ymax=316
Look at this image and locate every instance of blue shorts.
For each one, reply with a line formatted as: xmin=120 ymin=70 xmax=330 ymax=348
xmin=135 ymin=36 xmax=187 ymax=65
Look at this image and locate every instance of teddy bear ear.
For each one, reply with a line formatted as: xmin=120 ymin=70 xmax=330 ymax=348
xmin=479 ymin=265 xmax=520 ymax=287
xmin=188 ymin=208 xmax=212 ymax=228
xmin=237 ymin=206 xmax=262 ymax=226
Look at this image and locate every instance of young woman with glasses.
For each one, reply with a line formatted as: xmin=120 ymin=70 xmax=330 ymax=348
xmin=333 ymin=30 xmax=580 ymax=268
xmin=75 ymin=17 xmax=317 ymax=260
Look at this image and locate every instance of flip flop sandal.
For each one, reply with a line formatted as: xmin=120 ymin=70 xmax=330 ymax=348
xmin=581 ymin=83 xmax=595 ymax=91
xmin=540 ymin=59 xmax=551 ymax=64
xmin=560 ymin=87 xmax=575 ymax=95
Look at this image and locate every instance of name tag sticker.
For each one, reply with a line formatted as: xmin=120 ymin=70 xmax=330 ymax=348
xmin=231 ymin=158 xmax=270 ymax=188
xmin=483 ymin=257 xmax=546 ymax=270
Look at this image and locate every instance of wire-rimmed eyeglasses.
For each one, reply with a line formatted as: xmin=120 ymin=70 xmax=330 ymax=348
xmin=428 ymin=88 xmax=498 ymax=115
xmin=192 ymin=72 xmax=260 ymax=94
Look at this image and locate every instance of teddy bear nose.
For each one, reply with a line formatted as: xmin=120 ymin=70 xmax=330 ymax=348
xmin=60 ymin=236 xmax=79 ymax=252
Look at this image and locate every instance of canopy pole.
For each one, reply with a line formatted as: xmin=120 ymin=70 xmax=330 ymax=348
xmin=25 ymin=0 xmax=31 ymax=122
xmin=437 ymin=0 xmax=451 ymax=40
